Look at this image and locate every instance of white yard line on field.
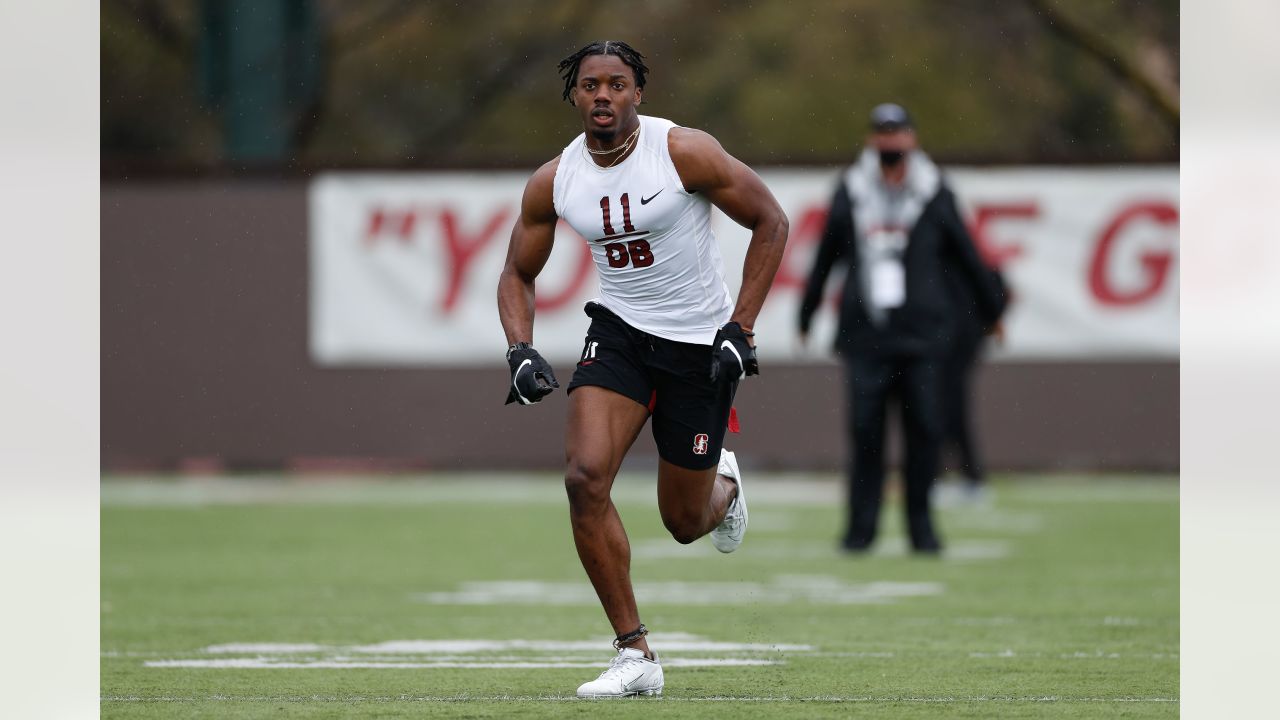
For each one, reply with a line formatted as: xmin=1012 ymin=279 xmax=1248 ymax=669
xmin=101 ymin=474 xmax=1177 ymax=507
xmin=98 ymin=476 xmax=845 ymax=507
xmin=629 ymin=538 xmax=1010 ymax=562
xmin=1001 ymin=477 xmax=1178 ymax=503
xmin=137 ymin=632 xmax=814 ymax=672
xmin=968 ymin=650 xmax=1179 ymax=660
xmin=144 ymin=657 xmax=780 ymax=669
xmin=204 ymin=634 xmax=813 ymax=655
xmin=204 ymin=643 xmax=325 ymax=653
xmin=415 ymin=576 xmax=944 ymax=605
xmin=101 ymin=693 xmax=1180 ymax=703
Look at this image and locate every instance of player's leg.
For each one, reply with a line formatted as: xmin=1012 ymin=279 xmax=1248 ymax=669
xmin=566 ymin=385 xmax=667 ymax=699
xmin=656 ymin=460 xmax=733 ymax=543
xmin=565 ymin=304 xmax=667 ymax=697
xmin=900 ymin=355 xmax=945 ymax=551
xmin=650 ymin=345 xmax=741 ymax=547
xmin=564 ymin=385 xmax=652 ymax=655
xmin=844 ymin=351 xmax=893 ymax=550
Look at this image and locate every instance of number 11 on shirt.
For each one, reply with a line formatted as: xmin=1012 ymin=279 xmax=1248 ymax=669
xmin=599 ymin=194 xmax=636 ymax=236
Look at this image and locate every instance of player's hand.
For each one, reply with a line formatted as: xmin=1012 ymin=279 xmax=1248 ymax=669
xmin=505 ymin=343 xmax=559 ymax=405
xmin=710 ymin=322 xmax=759 ymax=382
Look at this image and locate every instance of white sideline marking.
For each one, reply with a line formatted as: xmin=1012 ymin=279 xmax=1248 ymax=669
xmin=102 ymin=693 xmax=1180 ymax=703
xmin=100 ymin=477 xmax=845 ymax=507
xmin=146 ymin=632 xmax=815 ymax=672
xmin=944 ymin=512 xmax=1044 ymax=534
xmin=145 ymin=658 xmax=778 ymax=669
xmin=350 ymin=637 xmax=812 ymax=654
xmin=205 ymin=634 xmax=812 ymax=655
xmin=857 ymin=539 xmax=1010 ymax=561
xmin=970 ymin=650 xmax=1177 ymax=660
xmin=206 ymin=643 xmax=324 ymax=654
xmin=101 ymin=474 xmax=1177 ymax=508
xmin=969 ymin=649 xmax=1019 ymax=658
xmin=810 ymin=651 xmax=895 ymax=658
xmin=1003 ymin=480 xmax=1177 ymax=504
xmin=630 ymin=538 xmax=1009 ymax=562
xmin=947 ymin=617 xmax=1017 ymax=626
xmin=417 ymin=576 xmax=944 ymax=606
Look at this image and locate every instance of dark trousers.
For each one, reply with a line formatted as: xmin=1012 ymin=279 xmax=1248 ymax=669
xmin=941 ymin=329 xmax=985 ymax=484
xmin=843 ymin=351 xmax=944 ymax=549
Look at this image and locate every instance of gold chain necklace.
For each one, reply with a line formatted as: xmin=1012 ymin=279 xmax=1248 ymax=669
xmin=585 ymin=123 xmax=641 ymax=154
xmin=583 ymin=124 xmax=641 ymax=168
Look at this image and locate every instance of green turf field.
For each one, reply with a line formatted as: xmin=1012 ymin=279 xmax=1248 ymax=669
xmin=101 ymin=473 xmax=1178 ymax=718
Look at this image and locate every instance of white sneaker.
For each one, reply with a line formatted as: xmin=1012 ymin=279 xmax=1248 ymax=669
xmin=576 ymin=647 xmax=664 ymax=698
xmin=710 ymin=449 xmax=747 ymax=553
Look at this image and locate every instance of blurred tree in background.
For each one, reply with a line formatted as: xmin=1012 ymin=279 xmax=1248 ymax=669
xmin=101 ymin=0 xmax=1178 ymax=171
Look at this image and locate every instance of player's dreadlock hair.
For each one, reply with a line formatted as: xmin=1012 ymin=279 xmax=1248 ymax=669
xmin=557 ymin=40 xmax=649 ymax=103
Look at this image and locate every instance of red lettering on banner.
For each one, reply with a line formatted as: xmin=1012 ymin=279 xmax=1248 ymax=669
xmin=365 ymin=207 xmax=418 ymax=244
xmin=772 ymin=205 xmax=828 ymax=290
xmin=970 ymin=203 xmax=1036 ymax=267
xmin=440 ymin=208 xmax=511 ymax=313
xmin=1088 ymin=202 xmax=1178 ymax=307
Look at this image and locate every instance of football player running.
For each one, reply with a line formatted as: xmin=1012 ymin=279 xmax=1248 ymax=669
xmin=497 ymin=40 xmax=788 ymax=698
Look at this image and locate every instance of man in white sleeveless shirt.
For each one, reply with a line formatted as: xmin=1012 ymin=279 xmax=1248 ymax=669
xmin=497 ymin=41 xmax=788 ymax=698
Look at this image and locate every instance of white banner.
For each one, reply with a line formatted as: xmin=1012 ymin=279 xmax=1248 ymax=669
xmin=310 ymin=166 xmax=1177 ymax=365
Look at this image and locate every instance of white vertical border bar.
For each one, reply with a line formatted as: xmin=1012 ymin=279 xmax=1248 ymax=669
xmin=0 ymin=2 xmax=101 ymax=718
xmin=1182 ymin=1 xmax=1280 ymax=718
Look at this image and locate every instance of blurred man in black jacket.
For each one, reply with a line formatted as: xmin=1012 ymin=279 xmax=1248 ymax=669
xmin=798 ymin=104 xmax=1005 ymax=553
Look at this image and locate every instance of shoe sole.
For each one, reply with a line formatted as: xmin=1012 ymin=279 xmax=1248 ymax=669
xmin=577 ymin=689 xmax=663 ymax=698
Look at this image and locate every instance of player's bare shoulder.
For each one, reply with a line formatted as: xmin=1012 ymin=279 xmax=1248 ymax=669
xmin=521 ymin=155 xmax=561 ymax=222
xmin=666 ymin=127 xmax=732 ymax=193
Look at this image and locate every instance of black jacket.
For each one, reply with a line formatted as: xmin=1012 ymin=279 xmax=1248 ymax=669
xmin=799 ymin=174 xmax=1006 ymax=357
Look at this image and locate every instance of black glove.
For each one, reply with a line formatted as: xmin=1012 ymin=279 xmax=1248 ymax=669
xmin=505 ymin=342 xmax=559 ymax=405
xmin=710 ymin=322 xmax=759 ymax=382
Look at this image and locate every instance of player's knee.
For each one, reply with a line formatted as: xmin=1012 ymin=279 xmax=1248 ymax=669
xmin=564 ymin=461 xmax=611 ymax=513
xmin=661 ymin=511 xmax=702 ymax=545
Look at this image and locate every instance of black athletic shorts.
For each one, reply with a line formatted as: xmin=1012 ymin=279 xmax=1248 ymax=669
xmin=567 ymin=301 xmax=738 ymax=471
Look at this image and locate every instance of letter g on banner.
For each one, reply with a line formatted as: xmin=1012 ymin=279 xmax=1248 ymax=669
xmin=1089 ymin=202 xmax=1179 ymax=307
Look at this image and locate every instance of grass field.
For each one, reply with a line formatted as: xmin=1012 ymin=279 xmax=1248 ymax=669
xmin=101 ymin=472 xmax=1178 ymax=718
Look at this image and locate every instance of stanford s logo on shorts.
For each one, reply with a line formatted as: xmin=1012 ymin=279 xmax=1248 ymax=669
xmin=692 ymin=433 xmax=709 ymax=455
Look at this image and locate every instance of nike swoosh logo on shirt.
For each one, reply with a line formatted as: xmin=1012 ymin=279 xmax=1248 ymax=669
xmin=640 ymin=189 xmax=664 ymax=205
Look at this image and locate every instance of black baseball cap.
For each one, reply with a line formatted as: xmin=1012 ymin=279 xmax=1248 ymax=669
xmin=870 ymin=103 xmax=913 ymax=131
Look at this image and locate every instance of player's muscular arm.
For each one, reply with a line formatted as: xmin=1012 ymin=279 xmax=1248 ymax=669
xmin=497 ymin=158 xmax=559 ymax=345
xmin=669 ymin=128 xmax=789 ymax=334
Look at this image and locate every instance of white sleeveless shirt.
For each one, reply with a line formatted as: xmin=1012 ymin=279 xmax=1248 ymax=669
xmin=553 ymin=115 xmax=733 ymax=345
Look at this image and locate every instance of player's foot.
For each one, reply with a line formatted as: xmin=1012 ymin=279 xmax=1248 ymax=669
xmin=710 ymin=449 xmax=747 ymax=553
xmin=575 ymin=647 xmax=664 ymax=698
xmin=909 ymin=518 xmax=944 ymax=555
xmin=840 ymin=535 xmax=873 ymax=553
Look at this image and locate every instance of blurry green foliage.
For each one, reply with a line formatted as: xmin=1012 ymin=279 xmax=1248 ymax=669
xmin=101 ymin=0 xmax=1178 ymax=170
